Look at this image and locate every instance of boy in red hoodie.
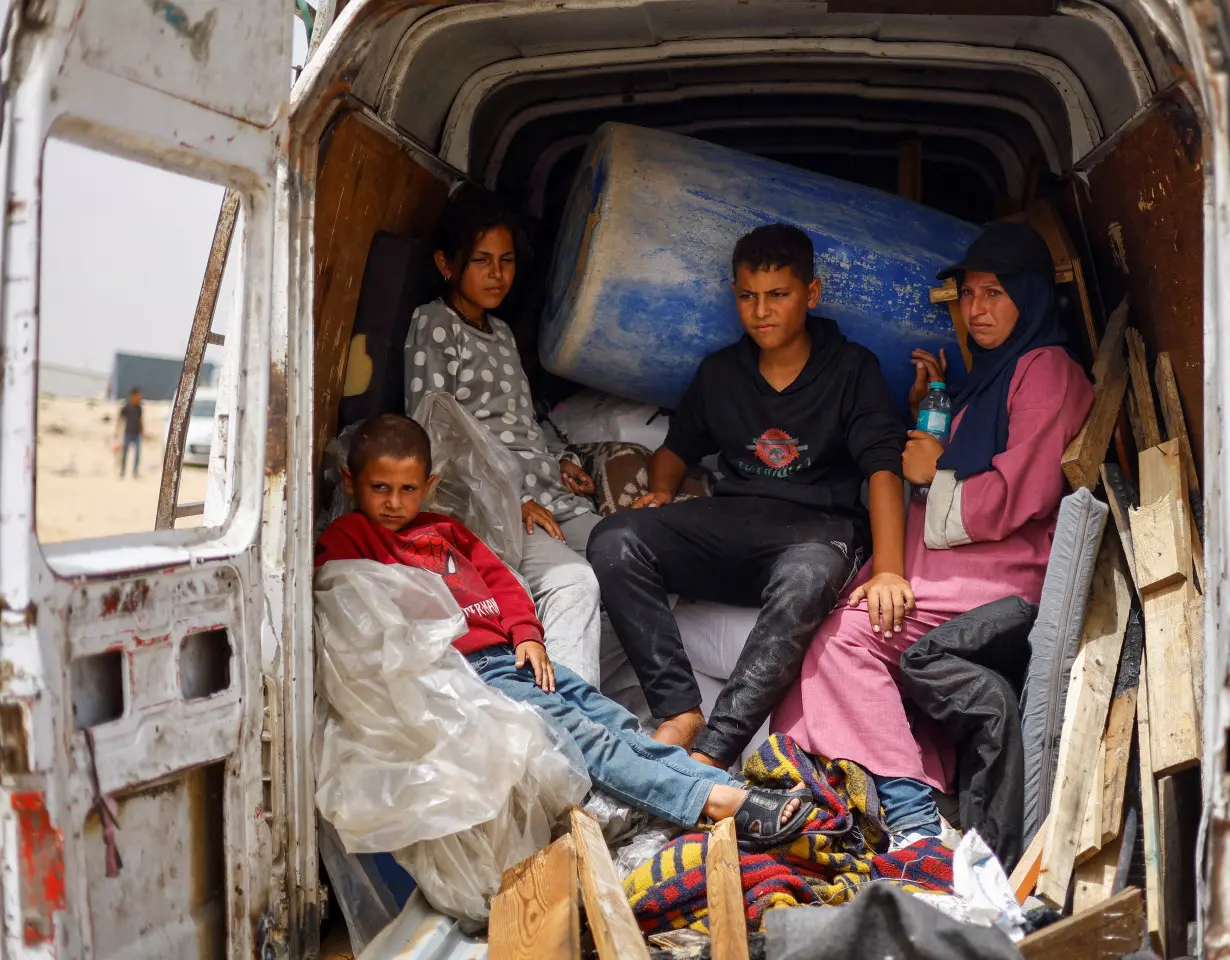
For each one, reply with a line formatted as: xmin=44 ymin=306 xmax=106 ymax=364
xmin=315 ymin=413 xmax=813 ymax=843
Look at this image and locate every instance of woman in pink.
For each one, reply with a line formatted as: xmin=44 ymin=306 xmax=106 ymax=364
xmin=772 ymin=221 xmax=1093 ymax=846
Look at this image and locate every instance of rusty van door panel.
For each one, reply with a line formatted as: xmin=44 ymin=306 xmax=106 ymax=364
xmin=0 ymin=1 xmax=290 ymax=957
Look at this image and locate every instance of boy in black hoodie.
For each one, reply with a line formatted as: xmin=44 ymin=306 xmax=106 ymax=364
xmin=588 ymin=224 xmax=913 ymax=770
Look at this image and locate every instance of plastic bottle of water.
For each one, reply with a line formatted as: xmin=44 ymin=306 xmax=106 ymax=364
xmin=914 ymin=381 xmax=951 ymax=498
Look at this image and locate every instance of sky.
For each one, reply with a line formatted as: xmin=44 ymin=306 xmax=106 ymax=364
xmin=34 ymin=11 xmax=309 ymax=379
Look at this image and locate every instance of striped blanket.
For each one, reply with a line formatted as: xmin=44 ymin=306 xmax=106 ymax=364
xmin=624 ymin=734 xmax=954 ymax=934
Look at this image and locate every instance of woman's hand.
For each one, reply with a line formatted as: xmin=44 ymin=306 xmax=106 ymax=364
xmin=522 ymin=501 xmax=565 ymax=540
xmin=908 ymin=348 xmax=948 ymax=423
xmin=848 ymin=573 xmax=916 ymax=636
xmin=903 ymin=430 xmax=944 ymax=486
xmin=515 ymin=640 xmax=556 ymax=692
xmin=631 ymin=491 xmax=673 ymax=509
xmin=560 ymin=460 xmax=595 ymax=496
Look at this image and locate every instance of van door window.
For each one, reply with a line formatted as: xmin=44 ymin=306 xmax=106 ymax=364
xmin=35 ymin=139 xmax=240 ymax=548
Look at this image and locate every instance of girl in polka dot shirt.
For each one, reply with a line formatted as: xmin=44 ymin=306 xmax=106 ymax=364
xmin=404 ymin=192 xmax=604 ymax=685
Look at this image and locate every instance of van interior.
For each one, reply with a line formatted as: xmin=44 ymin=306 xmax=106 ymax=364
xmin=296 ymin=1 xmax=1208 ymax=955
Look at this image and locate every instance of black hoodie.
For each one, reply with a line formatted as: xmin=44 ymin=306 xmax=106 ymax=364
xmin=663 ymin=316 xmax=906 ymax=516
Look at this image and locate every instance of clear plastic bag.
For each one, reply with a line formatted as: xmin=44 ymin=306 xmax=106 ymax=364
xmin=313 ymin=560 xmax=591 ymax=924
xmin=317 ymin=423 xmax=359 ymax=539
xmin=612 ymin=823 xmax=679 ymax=880
xmin=411 ymin=391 xmax=524 ymax=568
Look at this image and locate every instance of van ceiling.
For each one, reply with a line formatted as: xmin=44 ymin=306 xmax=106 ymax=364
xmin=350 ymin=1 xmax=1171 ymax=221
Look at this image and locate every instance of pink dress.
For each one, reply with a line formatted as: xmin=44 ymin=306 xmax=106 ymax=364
xmin=772 ymin=346 xmax=1094 ymax=788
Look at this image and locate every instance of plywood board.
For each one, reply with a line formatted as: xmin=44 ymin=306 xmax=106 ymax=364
xmin=489 ymin=836 xmax=580 ymax=960
xmin=1137 ymin=658 xmax=1164 ymax=952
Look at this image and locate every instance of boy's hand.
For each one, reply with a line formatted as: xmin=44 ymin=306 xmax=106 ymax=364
xmin=522 ymin=501 xmax=565 ymax=540
xmin=560 ymin=460 xmax=595 ymax=496
xmin=849 ymin=573 xmax=916 ymax=637
xmin=631 ymin=491 xmax=672 ymax=509
xmin=515 ymin=640 xmax=556 ymax=692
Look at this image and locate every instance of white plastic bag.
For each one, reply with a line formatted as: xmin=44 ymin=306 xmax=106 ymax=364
xmin=313 ymin=560 xmax=590 ymax=923
xmin=412 ymin=391 xmax=524 ymax=568
xmin=912 ymin=830 xmax=1027 ymax=942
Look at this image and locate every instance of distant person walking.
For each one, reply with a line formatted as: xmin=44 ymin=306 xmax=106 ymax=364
xmin=117 ymin=388 xmax=144 ymax=478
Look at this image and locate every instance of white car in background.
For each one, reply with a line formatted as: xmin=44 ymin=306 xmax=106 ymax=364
xmin=162 ymin=391 xmax=217 ymax=468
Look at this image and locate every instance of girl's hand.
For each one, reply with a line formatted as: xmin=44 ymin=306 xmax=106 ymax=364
xmin=908 ymin=348 xmax=948 ymax=423
xmin=515 ymin=640 xmax=556 ymax=692
xmin=848 ymin=573 xmax=916 ymax=636
xmin=631 ymin=491 xmax=673 ymax=509
xmin=903 ymin=430 xmax=944 ymax=486
xmin=560 ymin=460 xmax=595 ymax=496
xmin=522 ymin=501 xmax=565 ymax=540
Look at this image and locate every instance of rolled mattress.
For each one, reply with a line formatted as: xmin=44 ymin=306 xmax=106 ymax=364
xmin=541 ymin=123 xmax=981 ymax=416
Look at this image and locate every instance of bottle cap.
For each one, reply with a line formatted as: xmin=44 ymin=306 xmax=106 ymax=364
xmin=928 ymin=381 xmax=946 ymax=390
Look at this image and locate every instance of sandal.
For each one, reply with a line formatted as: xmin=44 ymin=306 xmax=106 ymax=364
xmin=731 ymin=787 xmax=815 ymax=850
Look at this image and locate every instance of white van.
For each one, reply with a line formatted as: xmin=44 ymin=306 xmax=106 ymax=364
xmin=1 ymin=2 xmax=1228 ymax=958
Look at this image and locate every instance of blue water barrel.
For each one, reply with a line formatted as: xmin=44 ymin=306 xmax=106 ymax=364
xmin=541 ymin=123 xmax=980 ymax=419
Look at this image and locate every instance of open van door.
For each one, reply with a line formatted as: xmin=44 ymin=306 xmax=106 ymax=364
xmin=0 ymin=2 xmax=291 ymax=957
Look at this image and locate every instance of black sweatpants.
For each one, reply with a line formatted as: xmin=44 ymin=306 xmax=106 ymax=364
xmin=587 ymin=496 xmax=864 ymax=767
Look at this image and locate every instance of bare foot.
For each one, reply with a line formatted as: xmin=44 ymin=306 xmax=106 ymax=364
xmin=702 ymin=785 xmax=803 ymax=824
xmin=651 ymin=709 xmax=705 ymax=750
xmin=689 ymin=751 xmax=726 ymax=769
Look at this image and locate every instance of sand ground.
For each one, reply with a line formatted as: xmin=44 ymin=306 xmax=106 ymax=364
xmin=36 ymin=396 xmax=208 ymax=544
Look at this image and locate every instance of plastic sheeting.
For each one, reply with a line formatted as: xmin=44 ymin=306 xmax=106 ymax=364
xmin=316 ymin=393 xmax=524 ymax=568
xmin=313 ymin=560 xmax=590 ymax=924
xmin=411 ymin=391 xmax=524 ymax=568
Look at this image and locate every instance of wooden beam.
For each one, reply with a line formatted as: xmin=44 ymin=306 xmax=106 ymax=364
xmin=571 ymin=808 xmax=650 ymax=960
xmin=1100 ymin=684 xmax=1138 ymax=847
xmin=1018 ymin=888 xmax=1143 ymax=959
xmin=489 ymin=836 xmax=581 ymax=960
xmin=1135 ymin=441 xmax=1200 ymax=775
xmin=1125 ymin=328 xmax=1162 ymax=449
xmin=705 ymin=819 xmax=749 ymax=960
xmin=1137 ymin=657 xmax=1165 ymax=953
xmin=1073 ymin=834 xmax=1122 ymax=914
xmin=1101 ymin=465 xmax=1140 ymax=593
xmin=943 ymin=299 xmax=973 ymax=373
xmin=1160 ymin=774 xmax=1197 ymax=958
xmin=1036 ymin=539 xmax=1131 ymax=908
xmin=1010 ymin=818 xmax=1047 ymax=904
xmin=1155 ymin=352 xmax=1200 ymax=494
xmin=1075 ymin=739 xmax=1106 ymax=864
xmin=1129 ymin=494 xmax=1186 ymax=592
xmin=1062 ymin=300 xmax=1129 ymax=490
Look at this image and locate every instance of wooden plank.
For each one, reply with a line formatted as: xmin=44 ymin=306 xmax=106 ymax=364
xmin=1073 ymin=834 xmax=1122 ymax=914
xmin=944 ymin=298 xmax=973 ymax=373
xmin=1155 ymin=352 xmax=1200 ymax=494
xmin=1187 ymin=595 xmax=1204 ymax=729
xmin=1126 ymin=390 xmax=1147 ymax=455
xmin=571 ymin=808 xmax=650 ymax=960
xmin=1101 ymin=465 xmax=1140 ymax=593
xmin=489 ymin=835 xmax=580 ymax=960
xmin=1061 ymin=299 xmax=1129 ymax=490
xmin=1018 ymin=888 xmax=1143 ymax=959
xmin=1159 ymin=775 xmax=1191 ymax=957
xmin=705 ymin=819 xmax=748 ymax=960
xmin=1075 ymin=739 xmax=1106 ymax=864
xmin=1136 ymin=441 xmax=1200 ymax=775
xmin=1010 ymin=818 xmax=1047 ymax=904
xmin=1137 ymin=657 xmax=1165 ymax=953
xmin=1036 ymin=539 xmax=1131 ymax=908
xmin=1129 ymin=494 xmax=1186 ymax=592
xmin=1125 ymin=328 xmax=1162 ymax=449
xmin=1100 ymin=685 xmax=1138 ymax=846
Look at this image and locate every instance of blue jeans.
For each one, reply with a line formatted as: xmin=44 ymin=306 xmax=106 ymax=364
xmin=467 ymin=646 xmax=739 ymax=827
xmin=121 ymin=434 xmax=141 ymax=476
xmin=873 ymin=775 xmax=942 ymax=836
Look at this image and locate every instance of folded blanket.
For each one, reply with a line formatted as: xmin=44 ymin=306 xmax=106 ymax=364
xmin=624 ymin=734 xmax=954 ymax=934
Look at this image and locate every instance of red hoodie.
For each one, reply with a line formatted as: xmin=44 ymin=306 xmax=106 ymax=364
xmin=315 ymin=511 xmax=543 ymax=656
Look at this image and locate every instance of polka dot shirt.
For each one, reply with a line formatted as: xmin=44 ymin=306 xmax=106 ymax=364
xmin=404 ymin=298 xmax=591 ymax=520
